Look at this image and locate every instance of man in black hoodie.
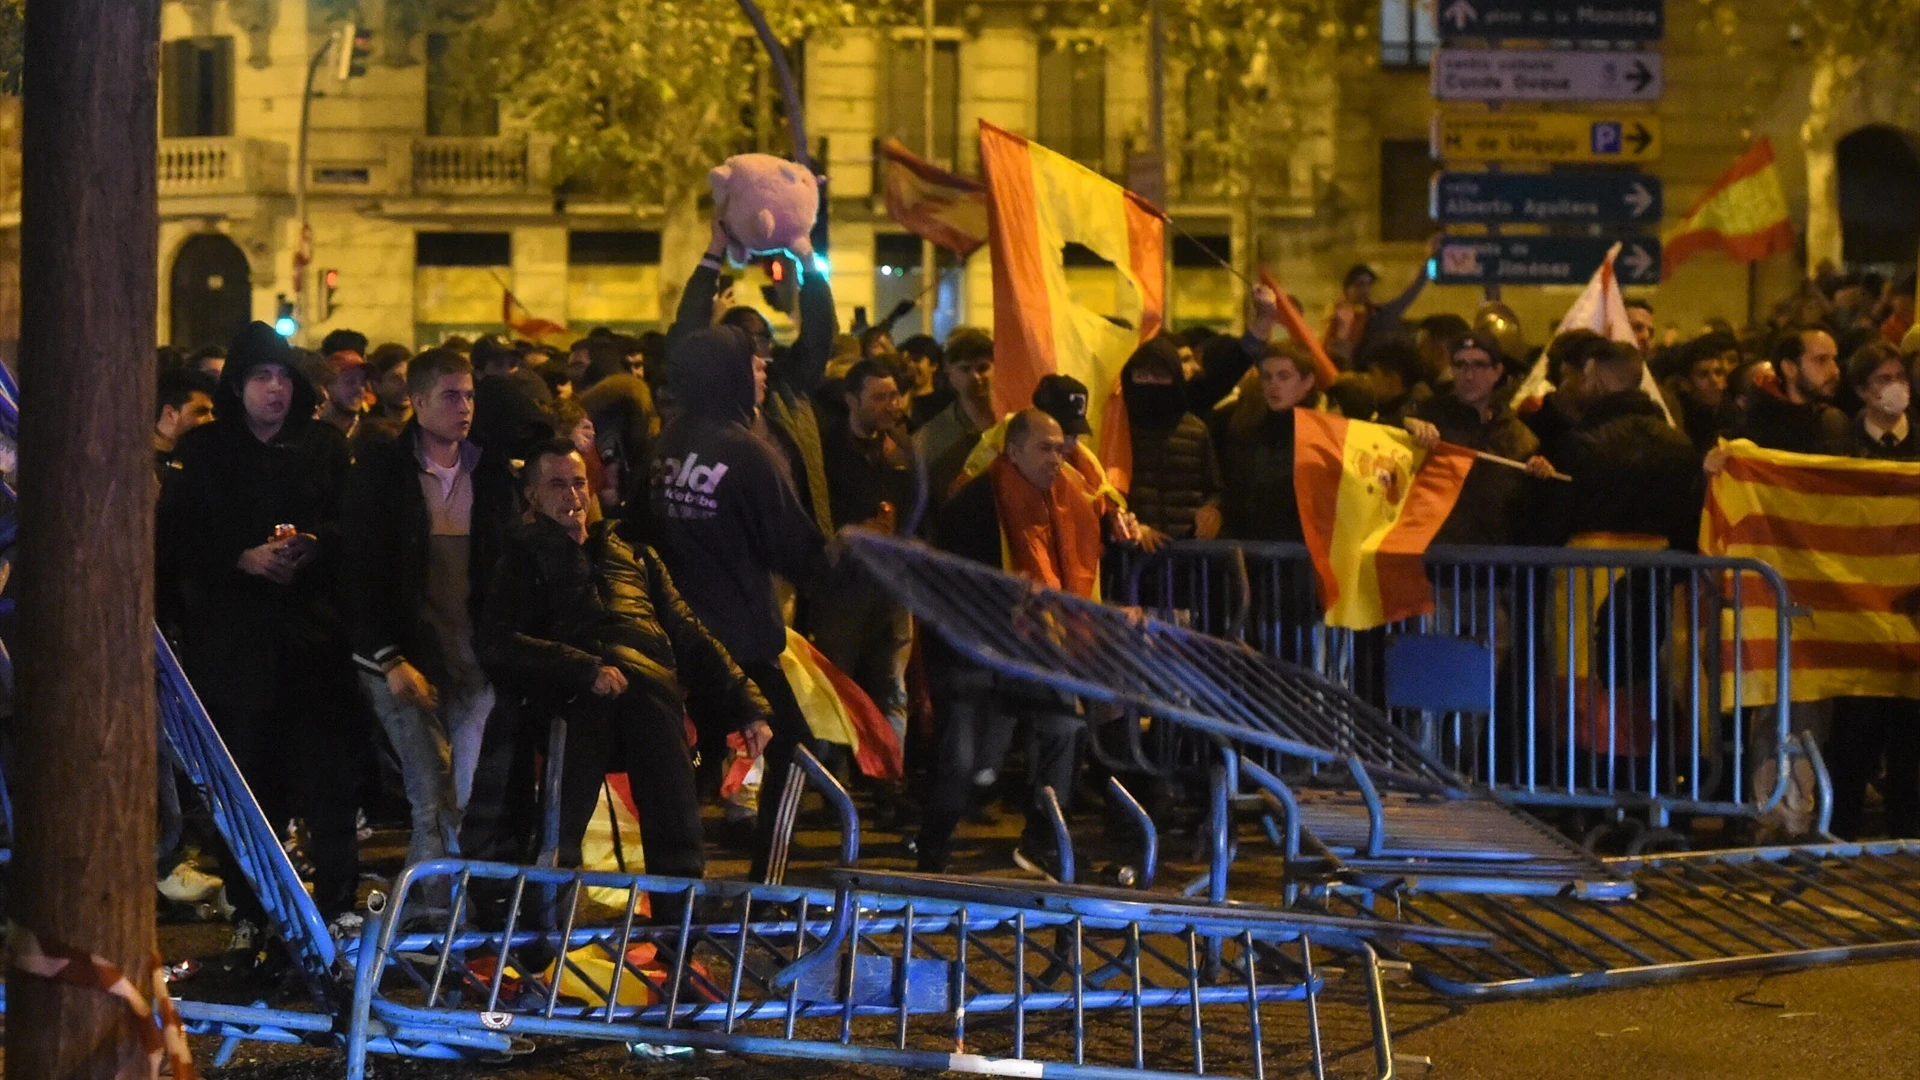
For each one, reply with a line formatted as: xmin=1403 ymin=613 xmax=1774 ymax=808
xmin=650 ymin=325 xmax=832 ymax=880
xmin=158 ymin=321 xmax=360 ymax=936
xmin=670 ymin=214 xmax=838 ymax=537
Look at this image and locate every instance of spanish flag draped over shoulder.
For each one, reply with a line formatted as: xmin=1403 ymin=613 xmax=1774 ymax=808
xmin=1294 ymin=411 xmax=1476 ymax=630
xmin=979 ymin=120 xmax=1165 ymax=489
xmin=1662 ymin=139 xmax=1794 ymax=275
xmin=1701 ymin=439 xmax=1920 ymax=705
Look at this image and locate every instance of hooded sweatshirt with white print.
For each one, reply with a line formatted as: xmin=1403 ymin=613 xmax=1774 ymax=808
xmin=648 ymin=325 xmax=830 ymax=665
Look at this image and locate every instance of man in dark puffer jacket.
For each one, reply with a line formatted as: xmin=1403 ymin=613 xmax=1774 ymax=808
xmin=480 ymin=438 xmax=771 ymax=907
xmin=1403 ymin=331 xmax=1547 ymax=546
xmin=1121 ymin=337 xmax=1223 ymax=541
xmin=1548 ymin=340 xmax=1702 ymax=549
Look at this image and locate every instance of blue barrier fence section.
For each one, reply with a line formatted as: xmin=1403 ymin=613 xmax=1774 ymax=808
xmin=348 ymin=859 xmax=1485 ymax=1080
xmin=842 ymin=532 xmax=1632 ymax=899
xmin=155 ymin=629 xmax=339 ymax=989
xmin=1120 ymin=542 xmax=1796 ymax=826
xmin=1317 ymin=840 xmax=1920 ymax=998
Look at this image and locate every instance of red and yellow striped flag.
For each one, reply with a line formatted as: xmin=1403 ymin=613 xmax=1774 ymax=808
xmin=1295 ymin=411 xmax=1476 ymax=630
xmin=1701 ymin=439 xmax=1920 ymax=704
xmin=980 ymin=120 xmax=1165 ymax=485
xmin=877 ymin=137 xmax=989 ymax=258
xmin=1662 ymin=139 xmax=1794 ymax=274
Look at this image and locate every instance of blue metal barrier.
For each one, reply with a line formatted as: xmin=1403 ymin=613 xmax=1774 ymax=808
xmin=1121 ymin=541 xmax=1799 ymax=828
xmin=843 ymin=532 xmax=1633 ymax=900
xmin=1319 ymin=839 xmax=1920 ymax=997
xmin=347 ymin=858 xmax=1486 ymax=1080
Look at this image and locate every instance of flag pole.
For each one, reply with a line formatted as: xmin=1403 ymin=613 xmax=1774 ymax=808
xmin=1473 ymin=449 xmax=1570 ymax=482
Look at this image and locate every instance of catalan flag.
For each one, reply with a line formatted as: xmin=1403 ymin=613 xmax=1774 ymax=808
xmin=1663 ymin=139 xmax=1795 ymax=275
xmin=979 ymin=120 xmax=1165 ymax=487
xmin=1700 ymin=439 xmax=1920 ymax=705
xmin=1294 ymin=411 xmax=1476 ymax=630
xmin=877 ymin=137 xmax=989 ymax=258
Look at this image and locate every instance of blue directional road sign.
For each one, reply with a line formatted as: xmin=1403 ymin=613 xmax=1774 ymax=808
xmin=1434 ymin=236 xmax=1661 ymax=286
xmin=1431 ymin=171 xmax=1663 ymax=227
xmin=1436 ymin=0 xmax=1664 ymax=43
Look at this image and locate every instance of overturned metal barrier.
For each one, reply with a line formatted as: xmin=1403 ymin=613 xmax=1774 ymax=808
xmin=347 ymin=859 xmax=1486 ymax=1080
xmin=1119 ymin=541 xmax=1801 ymax=832
xmin=844 ymin=532 xmax=1631 ymax=900
xmin=1314 ymin=841 xmax=1920 ymax=996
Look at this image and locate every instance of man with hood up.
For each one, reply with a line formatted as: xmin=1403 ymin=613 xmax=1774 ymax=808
xmin=157 ymin=320 xmax=361 ymax=942
xmin=649 ymin=325 xmax=832 ymax=881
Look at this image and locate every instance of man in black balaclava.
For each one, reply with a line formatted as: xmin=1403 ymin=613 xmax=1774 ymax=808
xmin=1120 ymin=336 xmax=1223 ymax=542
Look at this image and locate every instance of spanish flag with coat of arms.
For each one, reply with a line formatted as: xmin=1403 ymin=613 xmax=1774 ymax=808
xmin=979 ymin=120 xmax=1165 ymax=490
xmin=1295 ymin=411 xmax=1476 ymax=630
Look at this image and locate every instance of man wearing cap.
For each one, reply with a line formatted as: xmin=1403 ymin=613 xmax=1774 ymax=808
xmin=1402 ymin=332 xmax=1552 ymax=546
xmin=916 ymin=408 xmax=1118 ymax=878
xmin=951 ymin=372 xmax=1121 ymax=506
xmin=158 ymin=321 xmax=362 ymax=943
xmin=1326 ymin=253 xmax=1432 ymax=366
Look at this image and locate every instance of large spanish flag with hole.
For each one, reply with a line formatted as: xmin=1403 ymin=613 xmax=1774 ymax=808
xmin=1295 ymin=411 xmax=1476 ymax=630
xmin=1663 ymin=139 xmax=1794 ymax=274
xmin=1701 ymin=439 xmax=1920 ymax=705
xmin=980 ymin=120 xmax=1165 ymax=488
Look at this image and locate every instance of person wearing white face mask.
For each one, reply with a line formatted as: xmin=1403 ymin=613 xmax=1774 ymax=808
xmin=1849 ymin=341 xmax=1918 ymax=459
xmin=1824 ymin=340 xmax=1920 ymax=843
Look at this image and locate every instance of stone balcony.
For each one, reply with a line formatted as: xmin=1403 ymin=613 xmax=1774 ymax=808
xmin=411 ymin=135 xmax=540 ymax=196
xmin=158 ymin=136 xmax=290 ymax=198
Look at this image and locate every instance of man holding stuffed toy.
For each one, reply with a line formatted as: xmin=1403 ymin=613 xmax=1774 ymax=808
xmin=669 ymin=158 xmax=839 ymax=541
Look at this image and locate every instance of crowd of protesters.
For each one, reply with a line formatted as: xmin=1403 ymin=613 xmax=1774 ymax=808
xmin=143 ymin=219 xmax=1920 ymax=968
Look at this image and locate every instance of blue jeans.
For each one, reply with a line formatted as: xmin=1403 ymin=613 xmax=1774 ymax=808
xmin=358 ymin=671 xmax=494 ymax=868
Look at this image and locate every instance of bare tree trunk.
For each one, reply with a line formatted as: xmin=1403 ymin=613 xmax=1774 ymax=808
xmin=9 ymin=0 xmax=161 ymax=1075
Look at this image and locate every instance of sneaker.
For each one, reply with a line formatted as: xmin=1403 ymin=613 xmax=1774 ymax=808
xmin=327 ymin=910 xmax=367 ymax=940
xmin=158 ymin=862 xmax=223 ymax=904
xmin=228 ymin=919 xmax=263 ymax=955
xmin=1011 ymin=847 xmax=1062 ymax=883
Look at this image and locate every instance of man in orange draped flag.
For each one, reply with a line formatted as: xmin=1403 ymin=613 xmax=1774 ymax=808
xmin=916 ymin=409 xmax=1117 ymax=878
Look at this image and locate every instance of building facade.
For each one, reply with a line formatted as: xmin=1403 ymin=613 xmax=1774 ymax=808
xmin=154 ymin=0 xmax=1920 ymax=355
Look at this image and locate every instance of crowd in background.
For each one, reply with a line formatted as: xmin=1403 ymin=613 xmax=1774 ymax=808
xmin=144 ymin=217 xmax=1920 ymax=970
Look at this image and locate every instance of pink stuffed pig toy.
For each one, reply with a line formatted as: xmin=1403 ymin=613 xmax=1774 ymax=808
xmin=709 ymin=153 xmax=822 ymax=265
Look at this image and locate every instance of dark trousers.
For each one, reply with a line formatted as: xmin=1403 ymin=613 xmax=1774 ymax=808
xmin=736 ymin=660 xmax=817 ymax=882
xmin=917 ymin=664 xmax=1083 ymax=869
xmin=1827 ymin=696 xmax=1920 ymax=840
xmin=187 ymin=621 xmax=361 ymax=922
xmin=553 ymin=695 xmax=705 ymax=881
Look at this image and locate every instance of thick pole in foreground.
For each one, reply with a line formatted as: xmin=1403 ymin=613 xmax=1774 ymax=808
xmin=10 ymin=0 xmax=161 ymax=1076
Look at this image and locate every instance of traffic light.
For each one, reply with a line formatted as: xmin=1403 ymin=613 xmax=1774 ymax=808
xmin=318 ymin=268 xmax=339 ymax=322
xmin=334 ymin=22 xmax=373 ymax=81
xmin=760 ymin=254 xmax=796 ymax=313
xmin=274 ymin=295 xmax=298 ymax=338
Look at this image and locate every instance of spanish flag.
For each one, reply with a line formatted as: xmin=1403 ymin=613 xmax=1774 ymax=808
xmin=1258 ymin=268 xmax=1340 ymax=390
xmin=877 ymin=137 xmax=989 ymax=258
xmin=979 ymin=120 xmax=1165 ymax=486
xmin=1294 ymin=411 xmax=1476 ymax=630
xmin=1701 ymin=440 xmax=1920 ymax=705
xmin=1662 ymin=139 xmax=1794 ymax=274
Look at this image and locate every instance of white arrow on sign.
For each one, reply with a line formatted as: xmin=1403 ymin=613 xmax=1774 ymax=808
xmin=1442 ymin=0 xmax=1478 ymax=30
xmin=1621 ymin=244 xmax=1655 ymax=280
xmin=1624 ymin=182 xmax=1655 ymax=218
